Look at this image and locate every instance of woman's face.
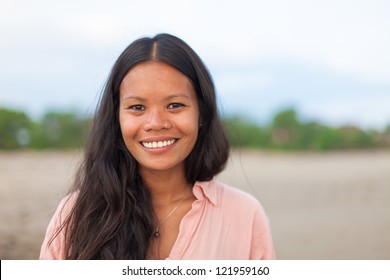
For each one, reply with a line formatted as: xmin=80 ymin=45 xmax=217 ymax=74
xmin=119 ymin=61 xmax=200 ymax=175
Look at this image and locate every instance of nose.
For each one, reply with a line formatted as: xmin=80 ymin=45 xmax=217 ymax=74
xmin=143 ymin=108 xmax=172 ymax=131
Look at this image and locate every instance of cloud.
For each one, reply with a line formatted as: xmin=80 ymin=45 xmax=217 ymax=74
xmin=1 ymin=0 xmax=390 ymax=128
xmin=217 ymin=59 xmax=390 ymax=129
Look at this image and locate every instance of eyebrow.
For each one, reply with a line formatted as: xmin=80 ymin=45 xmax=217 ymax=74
xmin=122 ymin=95 xmax=146 ymax=102
xmin=122 ymin=94 xmax=192 ymax=102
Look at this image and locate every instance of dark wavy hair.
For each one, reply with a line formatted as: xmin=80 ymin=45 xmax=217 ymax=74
xmin=58 ymin=33 xmax=230 ymax=259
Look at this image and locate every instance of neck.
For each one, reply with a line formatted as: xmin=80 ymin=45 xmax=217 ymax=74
xmin=140 ymin=166 xmax=191 ymax=206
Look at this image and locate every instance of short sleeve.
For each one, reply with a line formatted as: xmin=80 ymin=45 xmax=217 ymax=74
xmin=249 ymin=203 xmax=276 ymax=259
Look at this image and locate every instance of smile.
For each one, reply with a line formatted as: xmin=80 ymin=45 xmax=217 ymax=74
xmin=141 ymin=139 xmax=177 ymax=149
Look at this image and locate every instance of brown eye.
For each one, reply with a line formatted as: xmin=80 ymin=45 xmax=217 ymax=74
xmin=129 ymin=105 xmax=145 ymax=111
xmin=168 ymin=103 xmax=184 ymax=109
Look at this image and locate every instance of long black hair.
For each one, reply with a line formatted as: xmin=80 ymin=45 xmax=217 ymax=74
xmin=58 ymin=33 xmax=230 ymax=259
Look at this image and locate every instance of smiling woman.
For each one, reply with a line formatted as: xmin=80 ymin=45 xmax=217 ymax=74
xmin=39 ymin=33 xmax=275 ymax=260
xmin=119 ymin=62 xmax=200 ymax=175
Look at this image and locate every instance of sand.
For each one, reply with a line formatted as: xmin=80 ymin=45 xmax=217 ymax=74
xmin=1 ymin=149 xmax=389 ymax=259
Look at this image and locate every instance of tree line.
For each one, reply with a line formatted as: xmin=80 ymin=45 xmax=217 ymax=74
xmin=1 ymin=107 xmax=389 ymax=150
xmin=224 ymin=109 xmax=390 ymax=150
xmin=0 ymin=108 xmax=89 ymax=150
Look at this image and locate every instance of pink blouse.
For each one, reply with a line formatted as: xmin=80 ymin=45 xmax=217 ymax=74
xmin=39 ymin=180 xmax=275 ymax=259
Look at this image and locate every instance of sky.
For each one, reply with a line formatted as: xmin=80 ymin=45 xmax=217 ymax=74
xmin=1 ymin=0 xmax=390 ymax=130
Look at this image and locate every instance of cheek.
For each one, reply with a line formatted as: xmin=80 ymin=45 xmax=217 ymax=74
xmin=180 ymin=112 xmax=200 ymax=141
xmin=119 ymin=116 xmax=138 ymax=142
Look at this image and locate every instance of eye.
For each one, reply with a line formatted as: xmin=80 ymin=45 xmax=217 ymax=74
xmin=167 ymin=103 xmax=185 ymax=109
xmin=129 ymin=104 xmax=145 ymax=111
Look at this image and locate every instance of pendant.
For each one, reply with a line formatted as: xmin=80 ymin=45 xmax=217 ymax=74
xmin=154 ymin=231 xmax=160 ymax=238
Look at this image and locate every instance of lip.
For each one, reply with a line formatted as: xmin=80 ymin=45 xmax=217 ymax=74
xmin=140 ymin=136 xmax=179 ymax=154
xmin=141 ymin=136 xmax=178 ymax=143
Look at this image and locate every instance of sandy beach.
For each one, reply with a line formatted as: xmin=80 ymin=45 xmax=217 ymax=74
xmin=0 ymin=149 xmax=389 ymax=259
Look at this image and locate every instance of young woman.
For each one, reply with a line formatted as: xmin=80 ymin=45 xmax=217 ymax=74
xmin=40 ymin=33 xmax=275 ymax=260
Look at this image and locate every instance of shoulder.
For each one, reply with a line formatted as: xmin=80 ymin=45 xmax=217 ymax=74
xmin=210 ymin=180 xmax=262 ymax=207
xmin=43 ymin=191 xmax=79 ymax=231
xmin=39 ymin=191 xmax=79 ymax=260
xmin=196 ymin=180 xmax=275 ymax=259
xmin=210 ymin=181 xmax=275 ymax=259
xmin=55 ymin=191 xmax=79 ymax=222
xmin=197 ymin=180 xmax=265 ymax=216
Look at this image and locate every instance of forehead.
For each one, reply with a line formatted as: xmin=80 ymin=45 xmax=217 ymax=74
xmin=120 ymin=61 xmax=195 ymax=96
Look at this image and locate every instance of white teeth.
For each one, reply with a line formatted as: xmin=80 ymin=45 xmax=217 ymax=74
xmin=142 ymin=139 xmax=176 ymax=149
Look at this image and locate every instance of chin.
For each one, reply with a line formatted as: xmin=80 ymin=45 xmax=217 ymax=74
xmin=139 ymin=160 xmax=185 ymax=173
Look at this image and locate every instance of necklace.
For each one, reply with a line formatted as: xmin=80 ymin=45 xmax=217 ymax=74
xmin=153 ymin=190 xmax=190 ymax=238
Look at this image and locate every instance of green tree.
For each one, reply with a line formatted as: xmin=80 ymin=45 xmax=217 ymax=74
xmin=223 ymin=116 xmax=268 ymax=148
xmin=30 ymin=111 xmax=89 ymax=149
xmin=269 ymin=108 xmax=302 ymax=149
xmin=0 ymin=108 xmax=32 ymax=149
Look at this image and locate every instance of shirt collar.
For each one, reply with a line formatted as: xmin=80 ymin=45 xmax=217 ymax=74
xmin=193 ymin=180 xmax=218 ymax=206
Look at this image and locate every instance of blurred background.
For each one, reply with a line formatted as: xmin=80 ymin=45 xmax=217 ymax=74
xmin=0 ymin=0 xmax=389 ymax=259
